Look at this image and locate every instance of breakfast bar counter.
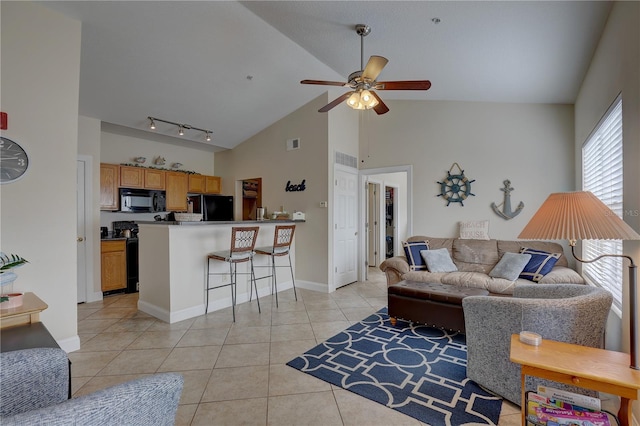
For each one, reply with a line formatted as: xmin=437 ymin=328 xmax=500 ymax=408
xmin=137 ymin=221 xmax=297 ymax=323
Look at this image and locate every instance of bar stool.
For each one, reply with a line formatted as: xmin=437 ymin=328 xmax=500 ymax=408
xmin=206 ymin=226 xmax=260 ymax=321
xmin=254 ymin=224 xmax=297 ymax=307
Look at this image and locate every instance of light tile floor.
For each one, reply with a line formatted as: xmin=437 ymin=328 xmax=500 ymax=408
xmin=74 ymin=269 xmax=522 ymax=425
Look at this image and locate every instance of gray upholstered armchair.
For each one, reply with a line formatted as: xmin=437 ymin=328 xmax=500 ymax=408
xmin=462 ymin=284 xmax=612 ymax=406
xmin=1 ymin=347 xmax=184 ymax=425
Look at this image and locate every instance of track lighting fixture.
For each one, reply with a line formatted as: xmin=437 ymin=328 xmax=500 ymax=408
xmin=147 ymin=116 xmax=213 ymax=142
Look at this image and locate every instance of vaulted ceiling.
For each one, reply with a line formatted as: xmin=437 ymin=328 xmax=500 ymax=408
xmin=41 ymin=1 xmax=612 ymax=151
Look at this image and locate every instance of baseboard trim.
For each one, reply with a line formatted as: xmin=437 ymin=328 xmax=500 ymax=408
xmin=296 ymin=280 xmax=328 ymax=293
xmin=58 ymin=334 xmax=81 ymax=353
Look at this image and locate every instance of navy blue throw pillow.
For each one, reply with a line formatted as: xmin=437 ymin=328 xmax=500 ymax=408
xmin=403 ymin=241 xmax=429 ymax=271
xmin=519 ymin=248 xmax=561 ymax=282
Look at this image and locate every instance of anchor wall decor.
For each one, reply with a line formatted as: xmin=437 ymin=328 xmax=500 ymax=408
xmin=437 ymin=162 xmax=475 ymax=206
xmin=491 ymin=179 xmax=524 ymax=220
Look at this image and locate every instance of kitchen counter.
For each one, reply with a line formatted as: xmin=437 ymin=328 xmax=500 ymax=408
xmin=136 ymin=219 xmax=304 ymax=226
xmin=136 ymin=221 xmax=297 ymax=323
xmin=100 ymin=236 xmax=128 ymax=241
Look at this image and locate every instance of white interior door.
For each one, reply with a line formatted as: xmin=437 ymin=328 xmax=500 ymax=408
xmin=334 ymin=167 xmax=358 ymax=288
xmin=77 ymin=159 xmax=87 ymax=303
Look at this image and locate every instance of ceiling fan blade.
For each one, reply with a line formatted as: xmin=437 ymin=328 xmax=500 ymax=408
xmin=375 ymin=80 xmax=432 ymax=90
xmin=371 ymin=91 xmax=389 ymax=115
xmin=318 ymin=92 xmax=353 ymax=113
xmin=301 ymin=79 xmax=349 ymax=87
xmin=361 ymin=56 xmax=388 ymax=81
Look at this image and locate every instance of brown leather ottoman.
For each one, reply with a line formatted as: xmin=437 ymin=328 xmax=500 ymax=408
xmin=387 ymin=280 xmax=489 ymax=332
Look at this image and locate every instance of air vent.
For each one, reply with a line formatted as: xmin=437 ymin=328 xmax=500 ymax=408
xmin=286 ymin=138 xmax=300 ymax=151
xmin=335 ymin=151 xmax=358 ymax=169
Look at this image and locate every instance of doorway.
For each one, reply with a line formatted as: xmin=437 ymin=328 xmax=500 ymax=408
xmin=385 ymin=185 xmax=398 ymax=259
xmin=367 ymin=182 xmax=381 ymax=269
xmin=359 ymin=165 xmax=412 ymax=282
xmin=334 ymin=165 xmax=359 ymax=289
xmin=240 ymin=178 xmax=262 ymax=220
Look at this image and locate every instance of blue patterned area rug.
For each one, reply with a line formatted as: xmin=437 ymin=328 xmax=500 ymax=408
xmin=287 ymin=308 xmax=502 ymax=425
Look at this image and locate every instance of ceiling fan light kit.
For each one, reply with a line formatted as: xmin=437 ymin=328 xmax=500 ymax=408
xmin=301 ymin=24 xmax=431 ymax=115
xmin=347 ymin=89 xmax=379 ymax=110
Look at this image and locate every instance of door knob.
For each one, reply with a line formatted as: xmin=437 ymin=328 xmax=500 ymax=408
xmin=77 ymin=237 xmax=84 ymax=242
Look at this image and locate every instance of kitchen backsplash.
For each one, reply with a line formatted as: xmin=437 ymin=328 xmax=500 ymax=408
xmin=100 ymin=211 xmax=166 ymax=228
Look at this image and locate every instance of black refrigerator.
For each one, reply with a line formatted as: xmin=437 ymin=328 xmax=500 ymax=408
xmin=189 ymin=194 xmax=234 ymax=221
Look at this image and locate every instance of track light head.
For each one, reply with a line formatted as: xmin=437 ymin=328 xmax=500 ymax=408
xmin=178 ymin=126 xmax=184 ymax=136
xmin=148 ymin=117 xmax=156 ymax=130
xmin=205 ymin=131 xmax=211 ymax=142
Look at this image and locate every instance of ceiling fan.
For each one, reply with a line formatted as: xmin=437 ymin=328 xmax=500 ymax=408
xmin=301 ymin=24 xmax=432 ymax=115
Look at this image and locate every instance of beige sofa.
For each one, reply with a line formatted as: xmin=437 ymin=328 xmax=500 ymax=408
xmin=379 ymin=236 xmax=584 ymax=295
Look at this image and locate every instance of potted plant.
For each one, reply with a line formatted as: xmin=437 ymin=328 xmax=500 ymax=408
xmin=0 ymin=252 xmax=29 ymax=306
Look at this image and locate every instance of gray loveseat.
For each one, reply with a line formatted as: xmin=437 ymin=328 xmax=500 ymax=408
xmin=462 ymin=284 xmax=613 ymax=405
xmin=1 ymin=347 xmax=184 ymax=425
xmin=380 ymin=236 xmax=584 ymax=294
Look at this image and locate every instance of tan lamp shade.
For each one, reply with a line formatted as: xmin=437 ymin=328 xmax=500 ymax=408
xmin=518 ymin=191 xmax=640 ymax=241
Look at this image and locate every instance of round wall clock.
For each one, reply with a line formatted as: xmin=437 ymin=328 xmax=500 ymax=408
xmin=0 ymin=137 xmax=30 ymax=184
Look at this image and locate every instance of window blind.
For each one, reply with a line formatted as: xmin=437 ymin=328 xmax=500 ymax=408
xmin=582 ymin=97 xmax=623 ymax=311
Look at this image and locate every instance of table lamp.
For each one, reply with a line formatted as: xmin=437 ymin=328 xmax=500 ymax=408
xmin=518 ymin=191 xmax=640 ymax=370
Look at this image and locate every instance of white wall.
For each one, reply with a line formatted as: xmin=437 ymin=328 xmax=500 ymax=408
xmin=359 ymin=100 xmax=576 ymax=241
xmin=215 ymin=94 xmax=332 ymax=290
xmin=574 ymin=2 xmax=639 ymax=418
xmin=100 ymin=129 xmax=216 ymax=175
xmin=1 ymin=2 xmax=82 ymax=351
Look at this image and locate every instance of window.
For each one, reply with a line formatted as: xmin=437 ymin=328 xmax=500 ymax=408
xmin=582 ymin=96 xmax=623 ymax=311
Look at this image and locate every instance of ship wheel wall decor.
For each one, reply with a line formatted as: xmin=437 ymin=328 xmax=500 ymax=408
xmin=437 ymin=163 xmax=475 ymax=206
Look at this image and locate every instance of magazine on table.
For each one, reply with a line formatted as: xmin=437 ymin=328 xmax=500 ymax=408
xmin=525 ymin=386 xmax=618 ymax=426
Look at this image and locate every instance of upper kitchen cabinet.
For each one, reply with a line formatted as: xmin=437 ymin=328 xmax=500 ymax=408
xmin=100 ymin=163 xmax=119 ymax=211
xmin=166 ymin=171 xmax=188 ymax=211
xmin=144 ymin=168 xmax=165 ymax=190
xmin=205 ymin=176 xmax=221 ymax=194
xmin=120 ymin=165 xmax=144 ymax=188
xmin=188 ymin=174 xmax=221 ymax=194
xmin=188 ymin=174 xmax=205 ymax=193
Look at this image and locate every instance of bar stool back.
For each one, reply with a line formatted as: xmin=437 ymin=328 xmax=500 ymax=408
xmin=206 ymin=226 xmax=260 ymax=321
xmin=254 ymin=225 xmax=296 ymax=307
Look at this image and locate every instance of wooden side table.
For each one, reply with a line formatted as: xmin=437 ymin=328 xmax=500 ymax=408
xmin=0 ymin=292 xmax=48 ymax=329
xmin=510 ymin=334 xmax=640 ymax=426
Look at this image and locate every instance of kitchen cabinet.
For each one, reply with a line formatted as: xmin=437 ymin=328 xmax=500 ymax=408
xmin=205 ymin=176 xmax=221 ymax=194
xmin=100 ymin=163 xmax=119 ymax=211
xmin=166 ymin=171 xmax=188 ymax=211
xmin=101 ymin=240 xmax=126 ymax=292
xmin=188 ymin=174 xmax=205 ymax=193
xmin=144 ymin=168 xmax=165 ymax=190
xmin=120 ymin=166 xmax=144 ymax=188
xmin=188 ymin=174 xmax=221 ymax=194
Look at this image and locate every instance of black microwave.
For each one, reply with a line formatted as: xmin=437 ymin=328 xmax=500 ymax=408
xmin=120 ymin=188 xmax=166 ymax=213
